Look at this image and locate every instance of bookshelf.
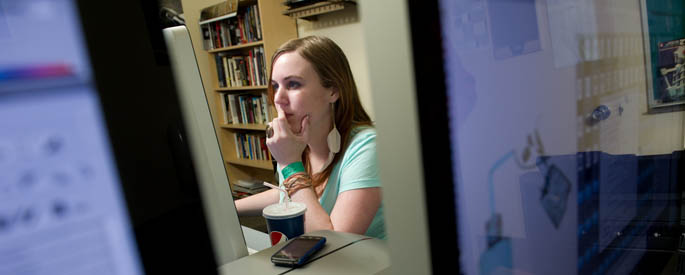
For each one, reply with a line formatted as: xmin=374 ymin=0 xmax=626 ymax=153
xmin=282 ymin=0 xmax=356 ymax=21
xmin=196 ymin=0 xmax=297 ymax=199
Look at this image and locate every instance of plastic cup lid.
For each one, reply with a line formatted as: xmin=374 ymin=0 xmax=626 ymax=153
xmin=262 ymin=202 xmax=307 ymax=220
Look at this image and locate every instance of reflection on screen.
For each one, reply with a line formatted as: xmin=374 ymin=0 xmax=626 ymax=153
xmin=0 ymin=0 xmax=143 ymax=274
xmin=439 ymin=0 xmax=682 ymax=274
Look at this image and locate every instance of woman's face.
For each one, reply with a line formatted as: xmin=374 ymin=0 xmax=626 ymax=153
xmin=271 ymin=51 xmax=338 ymax=134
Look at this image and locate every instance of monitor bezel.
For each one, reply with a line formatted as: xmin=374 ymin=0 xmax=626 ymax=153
xmin=405 ymin=0 xmax=461 ymax=272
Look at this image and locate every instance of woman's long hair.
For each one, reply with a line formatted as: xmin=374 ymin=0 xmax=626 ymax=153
xmin=268 ymin=36 xmax=373 ymax=191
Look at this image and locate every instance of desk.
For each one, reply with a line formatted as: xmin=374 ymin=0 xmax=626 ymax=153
xmin=219 ymin=230 xmax=390 ymax=274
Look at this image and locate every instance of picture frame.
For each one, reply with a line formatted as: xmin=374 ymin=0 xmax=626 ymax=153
xmin=640 ymin=0 xmax=685 ymax=111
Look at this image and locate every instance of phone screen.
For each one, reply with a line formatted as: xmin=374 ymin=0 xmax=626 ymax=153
xmin=274 ymin=237 xmax=323 ymax=260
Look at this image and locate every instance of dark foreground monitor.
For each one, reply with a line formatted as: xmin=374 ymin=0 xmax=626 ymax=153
xmin=409 ymin=0 xmax=684 ymax=274
xmin=0 ymin=0 xmax=232 ymax=274
xmin=362 ymin=0 xmax=684 ymax=274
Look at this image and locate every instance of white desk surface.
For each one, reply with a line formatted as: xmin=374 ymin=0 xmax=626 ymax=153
xmin=219 ymin=230 xmax=390 ymax=275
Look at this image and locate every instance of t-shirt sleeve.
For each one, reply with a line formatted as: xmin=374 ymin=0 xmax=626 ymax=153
xmin=339 ymin=129 xmax=381 ymax=193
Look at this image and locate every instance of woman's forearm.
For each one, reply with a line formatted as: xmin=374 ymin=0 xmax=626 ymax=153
xmin=290 ymin=188 xmax=334 ymax=232
xmin=235 ymin=189 xmax=280 ymax=216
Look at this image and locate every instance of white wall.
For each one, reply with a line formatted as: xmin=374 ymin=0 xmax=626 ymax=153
xmin=295 ymin=7 xmax=375 ymax=120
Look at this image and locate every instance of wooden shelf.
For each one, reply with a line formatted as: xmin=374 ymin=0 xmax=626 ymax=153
xmin=191 ymin=0 xmax=296 ymax=200
xmin=221 ymin=123 xmax=268 ymax=131
xmin=216 ymin=85 xmax=268 ymax=92
xmin=208 ymin=41 xmax=264 ymax=53
xmin=282 ymin=1 xmax=355 ymax=21
xmin=227 ymin=158 xmax=274 ymax=170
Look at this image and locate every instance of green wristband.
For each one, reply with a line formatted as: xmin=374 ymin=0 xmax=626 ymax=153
xmin=281 ymin=161 xmax=305 ymax=179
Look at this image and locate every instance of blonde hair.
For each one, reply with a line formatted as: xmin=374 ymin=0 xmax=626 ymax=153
xmin=268 ymin=36 xmax=372 ymax=191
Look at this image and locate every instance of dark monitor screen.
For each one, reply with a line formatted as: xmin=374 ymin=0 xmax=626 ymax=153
xmin=408 ymin=0 xmax=684 ymax=274
xmin=0 ymin=0 xmax=219 ymax=274
xmin=0 ymin=0 xmax=143 ymax=274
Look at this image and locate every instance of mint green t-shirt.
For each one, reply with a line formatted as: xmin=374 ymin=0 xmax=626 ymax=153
xmin=279 ymin=127 xmax=386 ymax=240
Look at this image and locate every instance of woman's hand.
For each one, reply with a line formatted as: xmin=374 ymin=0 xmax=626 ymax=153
xmin=266 ymin=108 xmax=310 ymax=166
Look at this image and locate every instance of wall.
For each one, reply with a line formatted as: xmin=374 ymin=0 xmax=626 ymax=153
xmin=600 ymin=0 xmax=685 ymax=156
xmin=295 ymin=6 xmax=375 ymax=120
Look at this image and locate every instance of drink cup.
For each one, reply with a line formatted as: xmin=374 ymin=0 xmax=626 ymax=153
xmin=262 ymin=202 xmax=307 ymax=246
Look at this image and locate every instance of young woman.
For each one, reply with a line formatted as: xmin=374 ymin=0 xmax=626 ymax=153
xmin=235 ymin=36 xmax=385 ymax=240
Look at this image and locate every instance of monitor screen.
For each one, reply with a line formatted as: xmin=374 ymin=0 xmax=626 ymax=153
xmin=0 ymin=0 xmax=143 ymax=274
xmin=409 ymin=0 xmax=684 ymax=274
xmin=1 ymin=0 xmax=226 ymax=274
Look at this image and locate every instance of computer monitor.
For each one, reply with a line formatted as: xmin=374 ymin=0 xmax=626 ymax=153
xmin=362 ymin=0 xmax=683 ymax=274
xmin=162 ymin=25 xmax=249 ymax=265
xmin=1 ymin=0 xmax=232 ymax=274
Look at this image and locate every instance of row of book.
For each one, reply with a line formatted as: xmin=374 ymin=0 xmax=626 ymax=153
xmin=201 ymin=4 xmax=262 ymax=50
xmin=221 ymin=93 xmax=271 ymax=125
xmin=215 ymin=47 xmax=267 ymax=88
xmin=234 ymin=133 xmax=272 ymax=162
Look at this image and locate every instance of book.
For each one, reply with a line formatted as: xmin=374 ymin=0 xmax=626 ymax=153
xmin=248 ymin=50 xmax=256 ymax=86
xmin=257 ymin=47 xmax=265 ymax=84
xmin=222 ymin=56 xmax=231 ymax=87
xmin=215 ymin=54 xmax=225 ymax=87
xmin=202 ymin=25 xmax=212 ymax=50
xmin=224 ymin=93 xmax=233 ymax=123
xmin=231 ymin=190 xmax=250 ymax=199
xmin=228 ymin=94 xmax=239 ymax=123
xmin=232 ymin=184 xmax=267 ymax=194
xmin=255 ymin=97 xmax=263 ymax=124
xmin=261 ymin=93 xmax=270 ymax=122
xmin=235 ymin=178 xmax=265 ymax=188
xmin=253 ymin=5 xmax=262 ymax=40
xmin=233 ymin=178 xmax=269 ymax=194
xmin=260 ymin=136 xmax=269 ymax=161
xmin=214 ymin=22 xmax=222 ymax=48
xmin=233 ymin=133 xmax=240 ymax=158
xmin=200 ymin=0 xmax=239 ymax=22
xmin=220 ymin=93 xmax=228 ymax=124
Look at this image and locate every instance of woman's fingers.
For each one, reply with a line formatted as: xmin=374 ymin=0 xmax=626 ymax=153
xmin=276 ymin=106 xmax=286 ymax=119
xmin=297 ymin=115 xmax=310 ymax=141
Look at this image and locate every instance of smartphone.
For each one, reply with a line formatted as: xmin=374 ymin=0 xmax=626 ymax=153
xmin=271 ymin=235 xmax=327 ymax=267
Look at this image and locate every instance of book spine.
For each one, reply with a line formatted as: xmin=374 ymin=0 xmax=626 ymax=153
xmin=229 ymin=57 xmax=237 ymax=87
xmin=254 ymin=134 xmax=260 ymax=160
xmin=222 ymin=56 xmax=230 ymax=88
xmin=207 ymin=24 xmax=215 ymax=49
xmin=234 ymin=57 xmax=242 ymax=87
xmin=252 ymin=97 xmax=259 ymax=124
xmin=243 ymin=7 xmax=248 ymax=42
xmin=238 ymin=58 xmax=246 ymax=86
xmin=252 ymin=97 xmax=264 ymax=124
xmin=258 ymin=47 xmax=265 ymax=85
xmin=215 ymin=54 xmax=225 ymax=88
xmin=220 ymin=93 xmax=228 ymax=124
xmin=214 ymin=22 xmax=222 ymax=48
xmin=223 ymin=94 xmax=233 ymax=124
xmin=228 ymin=94 xmax=239 ymax=124
xmin=201 ymin=24 xmax=211 ymax=50
xmin=245 ymin=52 xmax=253 ymax=86
xmin=247 ymin=50 xmax=255 ymax=86
xmin=252 ymin=48 xmax=261 ymax=86
xmin=261 ymin=93 xmax=270 ymax=122
xmin=233 ymin=133 xmax=240 ymax=158
xmin=246 ymin=96 xmax=254 ymax=123
xmin=237 ymin=15 xmax=246 ymax=44
xmin=240 ymin=59 xmax=250 ymax=86
xmin=249 ymin=6 xmax=257 ymax=41
xmin=240 ymin=96 xmax=248 ymax=124
xmin=241 ymin=134 xmax=247 ymax=158
xmin=253 ymin=4 xmax=262 ymax=40
xmin=247 ymin=135 xmax=253 ymax=160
